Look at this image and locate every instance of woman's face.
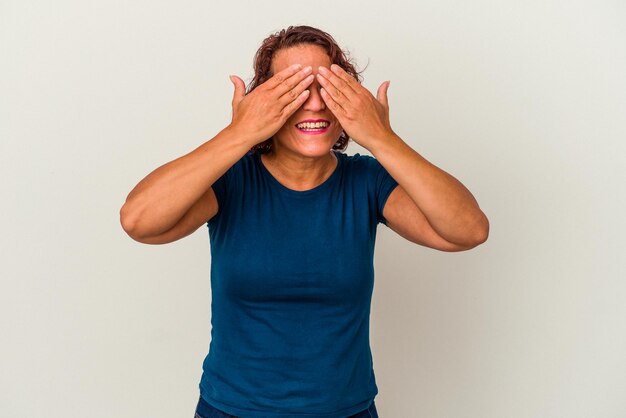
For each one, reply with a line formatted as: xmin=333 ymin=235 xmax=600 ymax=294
xmin=270 ymin=44 xmax=344 ymax=159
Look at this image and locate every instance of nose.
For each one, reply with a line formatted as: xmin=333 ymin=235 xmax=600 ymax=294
xmin=302 ymin=83 xmax=326 ymax=112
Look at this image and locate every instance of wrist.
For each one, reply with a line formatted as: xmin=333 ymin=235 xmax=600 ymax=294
xmin=360 ymin=129 xmax=397 ymax=152
xmin=223 ymin=123 xmax=262 ymax=149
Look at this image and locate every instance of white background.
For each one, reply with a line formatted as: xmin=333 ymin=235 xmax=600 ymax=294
xmin=1 ymin=1 xmax=625 ymax=417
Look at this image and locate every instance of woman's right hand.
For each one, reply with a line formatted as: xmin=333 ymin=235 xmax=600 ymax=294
xmin=228 ymin=64 xmax=314 ymax=145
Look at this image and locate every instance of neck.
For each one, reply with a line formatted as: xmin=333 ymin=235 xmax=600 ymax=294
xmin=261 ymin=146 xmax=337 ymax=191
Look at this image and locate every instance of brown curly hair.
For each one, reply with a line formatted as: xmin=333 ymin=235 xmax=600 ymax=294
xmin=246 ymin=25 xmax=364 ymax=154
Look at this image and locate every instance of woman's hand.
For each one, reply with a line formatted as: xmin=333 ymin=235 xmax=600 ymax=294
xmin=228 ymin=64 xmax=314 ymax=146
xmin=316 ymin=64 xmax=393 ymax=150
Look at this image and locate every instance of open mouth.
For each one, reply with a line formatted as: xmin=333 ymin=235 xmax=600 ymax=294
xmin=295 ymin=119 xmax=330 ymax=135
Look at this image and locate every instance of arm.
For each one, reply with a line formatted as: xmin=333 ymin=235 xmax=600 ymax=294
xmin=120 ymin=64 xmax=315 ymax=243
xmin=119 ymin=125 xmax=252 ymax=242
xmin=382 ymin=184 xmax=485 ymax=252
xmin=372 ymin=133 xmax=489 ymax=248
xmin=316 ymin=64 xmax=489 ymax=249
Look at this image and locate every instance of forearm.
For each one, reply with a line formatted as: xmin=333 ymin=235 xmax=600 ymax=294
xmin=369 ymin=133 xmax=489 ymax=245
xmin=120 ymin=124 xmax=254 ymax=238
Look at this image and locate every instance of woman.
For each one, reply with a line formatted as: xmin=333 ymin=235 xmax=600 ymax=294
xmin=120 ymin=25 xmax=489 ymax=418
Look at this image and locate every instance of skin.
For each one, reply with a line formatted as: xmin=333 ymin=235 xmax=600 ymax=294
xmin=121 ymin=43 xmax=489 ymax=251
xmin=261 ymin=44 xmax=344 ymax=190
xmin=250 ymin=43 xmax=490 ymax=250
xmin=314 ymin=56 xmax=489 ymax=250
xmin=121 ymin=59 xmax=322 ymax=243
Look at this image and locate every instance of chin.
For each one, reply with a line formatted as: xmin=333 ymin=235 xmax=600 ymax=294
xmin=297 ymin=136 xmax=337 ymax=153
xmin=278 ymin=131 xmax=340 ymax=157
xmin=291 ymin=145 xmax=332 ymax=158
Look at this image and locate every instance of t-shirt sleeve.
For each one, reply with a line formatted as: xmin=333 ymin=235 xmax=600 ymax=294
xmin=211 ymin=166 xmax=231 ymax=211
xmin=206 ymin=168 xmax=230 ymax=228
xmin=206 ymin=152 xmax=248 ymax=228
xmin=370 ymin=157 xmax=399 ymax=225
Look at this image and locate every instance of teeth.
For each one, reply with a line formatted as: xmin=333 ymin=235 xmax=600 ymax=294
xmin=296 ymin=121 xmax=329 ymax=129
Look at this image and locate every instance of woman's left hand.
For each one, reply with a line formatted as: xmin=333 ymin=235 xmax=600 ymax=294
xmin=317 ymin=64 xmax=393 ymax=150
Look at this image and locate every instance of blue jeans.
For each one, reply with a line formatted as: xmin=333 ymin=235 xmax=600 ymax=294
xmin=194 ymin=396 xmax=379 ymax=418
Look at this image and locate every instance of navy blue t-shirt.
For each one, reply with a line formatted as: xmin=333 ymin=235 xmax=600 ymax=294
xmin=199 ymin=150 xmax=398 ymax=417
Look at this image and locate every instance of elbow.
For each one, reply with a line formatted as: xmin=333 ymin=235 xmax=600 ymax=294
xmin=119 ymin=201 xmax=171 ymax=244
xmin=454 ymin=213 xmax=489 ymax=251
xmin=471 ymin=213 xmax=490 ymax=247
xmin=120 ymin=202 xmax=141 ymax=239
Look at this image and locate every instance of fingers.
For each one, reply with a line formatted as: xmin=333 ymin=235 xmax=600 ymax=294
xmin=264 ymin=63 xmax=304 ymax=91
xmin=316 ymin=66 xmax=359 ymax=113
xmin=277 ymin=73 xmax=314 ymax=107
xmin=328 ymin=64 xmax=360 ymax=94
xmin=282 ymin=89 xmax=311 ymax=118
xmin=267 ymin=64 xmax=314 ymax=113
xmin=376 ymin=81 xmax=390 ymax=108
xmin=273 ymin=65 xmax=313 ymax=98
xmin=317 ymin=65 xmax=359 ymax=101
xmin=229 ymin=75 xmax=246 ymax=108
xmin=320 ymin=87 xmax=347 ymax=117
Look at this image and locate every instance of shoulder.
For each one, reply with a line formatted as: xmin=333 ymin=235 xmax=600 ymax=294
xmin=221 ymin=151 xmax=256 ymax=178
xmin=212 ymin=151 xmax=257 ymax=196
xmin=335 ymin=151 xmax=380 ymax=173
xmin=238 ymin=150 xmax=256 ymax=168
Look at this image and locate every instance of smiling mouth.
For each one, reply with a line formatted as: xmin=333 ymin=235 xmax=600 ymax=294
xmin=295 ymin=119 xmax=331 ymax=135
